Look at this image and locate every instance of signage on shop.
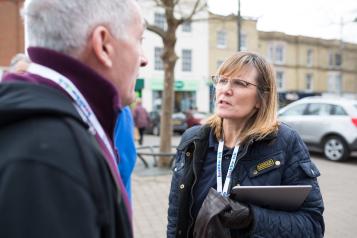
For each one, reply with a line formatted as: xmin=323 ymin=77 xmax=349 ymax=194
xmin=151 ymin=78 xmax=199 ymax=91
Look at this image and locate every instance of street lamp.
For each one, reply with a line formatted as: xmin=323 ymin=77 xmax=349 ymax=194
xmin=237 ymin=0 xmax=241 ymax=51
xmin=337 ymin=16 xmax=357 ymax=96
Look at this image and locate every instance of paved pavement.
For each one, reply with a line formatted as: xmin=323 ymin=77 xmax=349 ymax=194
xmin=132 ymin=135 xmax=357 ymax=238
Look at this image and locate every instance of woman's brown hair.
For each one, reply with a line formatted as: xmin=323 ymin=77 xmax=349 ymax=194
xmin=206 ymin=51 xmax=279 ymax=143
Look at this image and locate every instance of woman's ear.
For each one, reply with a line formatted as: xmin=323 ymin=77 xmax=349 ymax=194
xmin=90 ymin=26 xmax=114 ymax=68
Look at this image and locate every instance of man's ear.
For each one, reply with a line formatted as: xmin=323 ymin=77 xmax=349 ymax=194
xmin=91 ymin=26 xmax=114 ymax=68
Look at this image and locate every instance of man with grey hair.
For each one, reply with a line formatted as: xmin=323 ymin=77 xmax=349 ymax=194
xmin=0 ymin=0 xmax=147 ymax=237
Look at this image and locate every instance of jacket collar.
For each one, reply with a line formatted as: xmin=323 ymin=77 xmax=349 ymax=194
xmin=3 ymin=47 xmax=120 ymax=140
xmin=0 ymin=81 xmax=87 ymax=128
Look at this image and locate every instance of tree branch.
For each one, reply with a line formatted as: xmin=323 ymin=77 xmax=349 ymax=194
xmin=146 ymin=21 xmax=166 ymax=39
xmin=180 ymin=0 xmax=207 ymax=22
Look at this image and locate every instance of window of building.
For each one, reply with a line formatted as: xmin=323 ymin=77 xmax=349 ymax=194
xmin=276 ymin=71 xmax=285 ymax=91
xmin=267 ymin=42 xmax=285 ymax=64
xmin=335 ymin=53 xmax=342 ymax=66
xmin=305 ymin=73 xmax=313 ymax=92
xmin=154 ymin=47 xmax=164 ymax=71
xmin=154 ymin=12 xmax=166 ymax=30
xmin=182 ymin=20 xmax=191 ymax=32
xmin=182 ymin=49 xmax=192 ymax=72
xmin=328 ymin=51 xmax=342 ymax=68
xmin=216 ymin=30 xmax=227 ymax=48
xmin=307 ymin=49 xmax=313 ymax=66
xmin=240 ymin=33 xmax=247 ymax=50
xmin=275 ymin=45 xmax=285 ymax=64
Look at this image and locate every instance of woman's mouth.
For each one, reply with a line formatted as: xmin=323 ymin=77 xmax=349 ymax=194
xmin=218 ymin=99 xmax=231 ymax=106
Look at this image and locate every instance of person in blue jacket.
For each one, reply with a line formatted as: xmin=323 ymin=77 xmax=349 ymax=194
xmin=115 ymin=106 xmax=137 ymax=202
xmin=167 ymin=51 xmax=324 ymax=238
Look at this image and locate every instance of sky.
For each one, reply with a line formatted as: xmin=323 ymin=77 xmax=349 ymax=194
xmin=208 ymin=0 xmax=357 ymax=43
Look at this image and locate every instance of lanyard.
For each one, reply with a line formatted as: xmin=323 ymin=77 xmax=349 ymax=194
xmin=26 ymin=63 xmax=117 ymax=161
xmin=216 ymin=140 xmax=240 ymax=197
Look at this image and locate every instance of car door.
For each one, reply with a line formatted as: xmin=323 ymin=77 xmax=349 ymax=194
xmin=300 ymin=103 xmax=332 ymax=143
xmin=278 ymin=103 xmax=308 ymax=136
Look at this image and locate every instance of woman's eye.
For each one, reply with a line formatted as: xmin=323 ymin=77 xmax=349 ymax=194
xmin=234 ymin=80 xmax=248 ymax=87
xmin=219 ymin=78 xmax=228 ymax=84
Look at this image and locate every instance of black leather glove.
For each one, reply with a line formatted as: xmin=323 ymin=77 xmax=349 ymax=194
xmin=193 ymin=188 xmax=253 ymax=238
xmin=193 ymin=188 xmax=232 ymax=238
xmin=219 ymin=198 xmax=253 ymax=229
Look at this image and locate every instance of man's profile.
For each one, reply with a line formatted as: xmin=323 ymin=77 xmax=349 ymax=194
xmin=0 ymin=0 xmax=147 ymax=237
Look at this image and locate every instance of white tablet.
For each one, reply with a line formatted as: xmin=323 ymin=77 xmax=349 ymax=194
xmin=230 ymin=185 xmax=312 ymax=211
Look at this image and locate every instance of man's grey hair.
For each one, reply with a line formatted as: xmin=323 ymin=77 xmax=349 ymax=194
xmin=23 ymin=0 xmax=136 ymax=55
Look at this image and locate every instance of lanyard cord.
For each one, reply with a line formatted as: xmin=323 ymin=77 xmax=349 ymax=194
xmin=27 ymin=63 xmax=117 ymax=162
xmin=216 ymin=139 xmax=240 ymax=197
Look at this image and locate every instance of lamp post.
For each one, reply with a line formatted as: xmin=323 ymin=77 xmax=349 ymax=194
xmin=337 ymin=17 xmax=357 ymax=96
xmin=237 ymin=0 xmax=241 ymax=51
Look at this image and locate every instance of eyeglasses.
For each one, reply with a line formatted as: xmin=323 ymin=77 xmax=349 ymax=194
xmin=211 ymin=75 xmax=259 ymax=90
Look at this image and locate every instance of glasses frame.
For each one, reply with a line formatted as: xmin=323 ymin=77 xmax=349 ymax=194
xmin=211 ymin=75 xmax=258 ymax=87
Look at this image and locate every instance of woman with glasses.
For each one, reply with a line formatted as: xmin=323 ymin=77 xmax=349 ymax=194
xmin=167 ymin=52 xmax=324 ymax=238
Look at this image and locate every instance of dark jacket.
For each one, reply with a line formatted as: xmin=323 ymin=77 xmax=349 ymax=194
xmin=0 ymin=82 xmax=131 ymax=238
xmin=167 ymin=124 xmax=324 ymax=238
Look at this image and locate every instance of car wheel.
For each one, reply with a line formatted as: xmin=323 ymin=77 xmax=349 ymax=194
xmin=323 ymin=135 xmax=349 ymax=161
xmin=152 ymin=125 xmax=160 ymax=136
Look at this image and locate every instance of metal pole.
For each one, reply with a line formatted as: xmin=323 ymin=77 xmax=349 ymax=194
xmin=339 ymin=17 xmax=343 ymax=96
xmin=237 ymin=0 xmax=241 ymax=51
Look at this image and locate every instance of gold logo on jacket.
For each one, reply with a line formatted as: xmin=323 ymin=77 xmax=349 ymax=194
xmin=256 ymin=159 xmax=275 ymax=172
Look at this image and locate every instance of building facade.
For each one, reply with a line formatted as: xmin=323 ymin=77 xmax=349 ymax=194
xmin=137 ymin=0 xmax=210 ymax=113
xmin=0 ymin=0 xmax=25 ymax=78
xmin=208 ymin=12 xmax=357 ymax=106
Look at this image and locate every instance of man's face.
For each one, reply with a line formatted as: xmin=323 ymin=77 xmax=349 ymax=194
xmin=111 ymin=3 xmax=147 ymax=106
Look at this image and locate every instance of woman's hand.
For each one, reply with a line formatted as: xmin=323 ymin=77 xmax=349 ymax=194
xmin=219 ymin=198 xmax=252 ymax=229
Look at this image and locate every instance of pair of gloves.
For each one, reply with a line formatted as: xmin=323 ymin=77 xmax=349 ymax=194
xmin=193 ymin=188 xmax=253 ymax=238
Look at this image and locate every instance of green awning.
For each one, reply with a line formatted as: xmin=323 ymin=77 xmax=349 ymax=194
xmin=135 ymin=78 xmax=144 ymax=91
xmin=151 ymin=78 xmax=199 ymax=91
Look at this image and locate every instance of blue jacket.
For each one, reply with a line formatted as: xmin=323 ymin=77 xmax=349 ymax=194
xmin=167 ymin=123 xmax=324 ymax=238
xmin=114 ymin=106 xmax=137 ymax=202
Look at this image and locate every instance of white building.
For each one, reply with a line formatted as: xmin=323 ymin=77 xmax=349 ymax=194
xmin=137 ymin=0 xmax=210 ymax=113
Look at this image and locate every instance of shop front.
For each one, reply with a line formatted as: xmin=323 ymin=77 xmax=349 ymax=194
xmin=150 ymin=78 xmax=200 ymax=112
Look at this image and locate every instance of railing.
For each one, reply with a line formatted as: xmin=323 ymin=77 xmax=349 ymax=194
xmin=136 ymin=145 xmax=177 ymax=168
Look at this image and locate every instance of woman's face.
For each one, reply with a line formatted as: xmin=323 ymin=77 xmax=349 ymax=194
xmin=215 ymin=66 xmax=261 ymax=122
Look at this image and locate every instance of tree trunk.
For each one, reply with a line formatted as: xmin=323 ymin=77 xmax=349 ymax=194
xmin=158 ymin=28 xmax=178 ymax=167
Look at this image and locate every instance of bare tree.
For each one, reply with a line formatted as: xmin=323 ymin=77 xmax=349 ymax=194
xmin=142 ymin=0 xmax=207 ymax=167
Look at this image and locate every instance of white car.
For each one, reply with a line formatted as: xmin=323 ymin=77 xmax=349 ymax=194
xmin=278 ymin=96 xmax=357 ymax=161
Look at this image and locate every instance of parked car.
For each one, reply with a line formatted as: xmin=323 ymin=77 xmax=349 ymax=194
xmin=145 ymin=111 xmax=187 ymax=136
xmin=185 ymin=111 xmax=211 ymax=128
xmin=278 ymin=96 xmax=357 ymax=161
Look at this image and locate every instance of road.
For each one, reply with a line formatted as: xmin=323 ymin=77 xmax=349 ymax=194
xmin=132 ymin=134 xmax=357 ymax=238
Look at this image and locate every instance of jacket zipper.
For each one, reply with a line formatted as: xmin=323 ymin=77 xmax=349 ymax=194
xmin=187 ymin=141 xmax=198 ymax=237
